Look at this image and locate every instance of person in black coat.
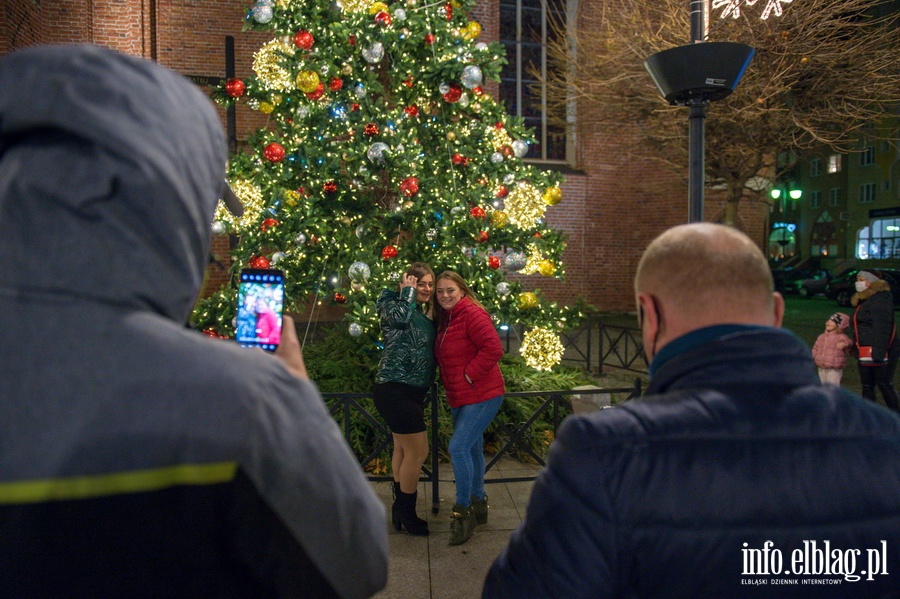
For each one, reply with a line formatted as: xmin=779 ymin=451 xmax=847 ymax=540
xmin=851 ymin=270 xmax=900 ymax=411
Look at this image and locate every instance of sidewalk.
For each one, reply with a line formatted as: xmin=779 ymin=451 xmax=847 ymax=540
xmin=370 ymin=457 xmax=542 ymax=599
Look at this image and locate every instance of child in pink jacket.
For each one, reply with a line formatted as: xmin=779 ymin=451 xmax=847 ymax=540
xmin=811 ymin=312 xmax=853 ymax=385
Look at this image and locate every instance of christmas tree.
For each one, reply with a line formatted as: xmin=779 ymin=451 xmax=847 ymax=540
xmin=193 ymin=0 xmax=582 ymax=370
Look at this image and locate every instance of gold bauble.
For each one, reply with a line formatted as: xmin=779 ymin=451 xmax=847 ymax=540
xmin=341 ymin=64 xmax=353 ymax=76
xmin=296 ymin=70 xmax=320 ymax=93
xmin=491 ymin=210 xmax=509 ymax=228
xmin=543 ymin=185 xmax=562 ymax=206
xmin=538 ymin=260 xmax=556 ymax=277
xmin=518 ymin=291 xmax=539 ymax=310
xmin=446 ymin=131 xmax=457 ymax=141
xmin=369 ymin=1 xmax=389 ymax=13
xmin=463 ymin=21 xmax=482 ymax=40
xmin=258 ymin=101 xmax=275 ymax=114
xmin=471 ymin=102 xmax=482 ymax=113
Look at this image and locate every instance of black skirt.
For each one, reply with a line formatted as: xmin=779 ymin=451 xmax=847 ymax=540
xmin=373 ymin=382 xmax=430 ymax=434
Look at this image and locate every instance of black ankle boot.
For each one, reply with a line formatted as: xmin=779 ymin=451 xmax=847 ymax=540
xmin=395 ymin=490 xmax=429 ymax=536
xmin=390 ymin=481 xmax=401 ymax=531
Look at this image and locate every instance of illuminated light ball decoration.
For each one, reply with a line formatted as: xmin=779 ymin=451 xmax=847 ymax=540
xmin=252 ymin=38 xmax=296 ymax=91
xmin=521 ymin=244 xmax=545 ymax=275
xmin=213 ymin=179 xmax=264 ymax=228
xmin=520 ymin=327 xmax=565 ymax=371
xmin=505 ymin=183 xmax=546 ymax=229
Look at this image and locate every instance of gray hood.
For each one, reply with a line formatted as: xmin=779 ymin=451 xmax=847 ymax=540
xmin=0 ymin=44 xmax=227 ymax=322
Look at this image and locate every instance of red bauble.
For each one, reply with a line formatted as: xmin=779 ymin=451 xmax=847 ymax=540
xmin=424 ymin=33 xmax=435 ymax=45
xmin=305 ymin=82 xmax=325 ymax=100
xmin=452 ymin=153 xmax=464 ymax=165
xmin=374 ymin=10 xmax=392 ymax=26
xmin=470 ymin=206 xmax=486 ymax=219
xmin=249 ymin=256 xmax=271 ymax=269
xmin=364 ymin=122 xmax=379 ymax=136
xmin=494 ymin=122 xmax=505 ymax=130
xmin=329 ymin=77 xmax=343 ymax=91
xmin=349 ymin=34 xmax=357 ymax=46
xmin=443 ymin=2 xmax=453 ymax=19
xmin=533 ymin=232 xmax=542 ymax=238
xmin=403 ymin=77 xmax=414 ymax=88
xmin=473 ymin=86 xmax=484 ymax=96
xmin=442 ymin=82 xmax=462 ymax=103
xmin=476 ymin=230 xmax=489 ymax=243
xmin=293 ymin=30 xmax=315 ymax=49
xmin=404 ymin=105 xmax=419 ymax=117
xmin=400 ymin=177 xmax=420 ymax=197
xmin=225 ymin=78 xmax=245 ymax=98
xmin=333 ymin=292 xmax=347 ymax=304
xmin=461 ymin=156 xmax=471 ymax=166
xmin=263 ymin=142 xmax=286 ymax=163
xmin=488 ymin=256 xmax=501 ymax=269
xmin=501 ymin=145 xmax=514 ymax=157
xmin=496 ymin=185 xmax=509 ymax=198
xmin=351 ymin=103 xmax=360 ymax=111
xmin=323 ymin=181 xmax=338 ymax=193
xmin=261 ymin=218 xmax=279 ymax=231
xmin=381 ymin=245 xmax=398 ymax=260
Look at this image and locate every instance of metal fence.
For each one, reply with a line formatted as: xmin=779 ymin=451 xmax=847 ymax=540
xmin=323 ymin=382 xmax=643 ymax=514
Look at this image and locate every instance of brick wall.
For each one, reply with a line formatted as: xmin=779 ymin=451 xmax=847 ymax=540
xmin=0 ymin=0 xmax=767 ymax=314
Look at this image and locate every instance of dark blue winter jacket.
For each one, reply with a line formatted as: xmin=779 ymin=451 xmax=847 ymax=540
xmin=484 ymin=326 xmax=900 ymax=598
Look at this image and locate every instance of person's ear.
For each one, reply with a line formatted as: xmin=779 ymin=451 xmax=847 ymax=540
xmin=772 ymin=291 xmax=785 ymax=328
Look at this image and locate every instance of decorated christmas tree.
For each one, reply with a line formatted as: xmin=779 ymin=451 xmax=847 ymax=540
xmin=193 ymin=0 xmax=582 ymax=370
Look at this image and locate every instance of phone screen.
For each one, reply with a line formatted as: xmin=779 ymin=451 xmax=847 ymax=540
xmin=236 ymin=269 xmax=285 ymax=351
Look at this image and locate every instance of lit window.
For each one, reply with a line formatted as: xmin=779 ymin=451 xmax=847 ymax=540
xmin=500 ymin=0 xmax=569 ymax=162
xmin=827 ymin=154 xmax=842 ymax=173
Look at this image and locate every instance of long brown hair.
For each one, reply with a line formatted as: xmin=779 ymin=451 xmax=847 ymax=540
xmin=406 ymin=261 xmax=436 ymax=318
xmin=434 ymin=270 xmax=488 ymax=327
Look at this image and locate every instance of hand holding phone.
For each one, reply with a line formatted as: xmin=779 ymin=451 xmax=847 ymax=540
xmin=236 ymin=268 xmax=284 ymax=351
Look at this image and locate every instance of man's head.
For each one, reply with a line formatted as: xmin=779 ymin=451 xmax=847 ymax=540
xmin=634 ymin=223 xmax=784 ymax=362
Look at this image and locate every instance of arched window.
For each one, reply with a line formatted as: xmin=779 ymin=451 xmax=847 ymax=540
xmin=768 ymin=226 xmax=796 ymax=261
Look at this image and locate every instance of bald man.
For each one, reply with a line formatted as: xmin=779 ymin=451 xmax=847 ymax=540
xmin=484 ymin=224 xmax=900 ymax=598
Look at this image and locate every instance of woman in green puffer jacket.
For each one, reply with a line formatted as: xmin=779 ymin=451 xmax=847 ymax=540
xmin=374 ymin=262 xmax=436 ymax=536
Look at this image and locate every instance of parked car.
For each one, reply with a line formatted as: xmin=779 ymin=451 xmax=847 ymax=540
xmin=772 ymin=267 xmax=828 ymax=295
xmin=824 ymin=268 xmax=900 ymax=307
xmin=794 ymin=271 xmax=832 ymax=297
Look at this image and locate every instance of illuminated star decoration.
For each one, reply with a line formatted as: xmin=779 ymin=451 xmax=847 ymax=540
xmin=712 ymin=0 xmax=794 ymax=20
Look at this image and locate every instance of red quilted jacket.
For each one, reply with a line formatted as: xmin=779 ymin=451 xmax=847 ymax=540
xmin=435 ymin=296 xmax=505 ymax=408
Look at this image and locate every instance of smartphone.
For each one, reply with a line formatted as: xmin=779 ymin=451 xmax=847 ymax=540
xmin=236 ymin=268 xmax=285 ymax=351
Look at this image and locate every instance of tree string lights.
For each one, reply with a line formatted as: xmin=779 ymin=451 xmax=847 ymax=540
xmin=712 ymin=0 xmax=795 ymax=20
xmin=193 ymin=0 xmax=584 ymax=370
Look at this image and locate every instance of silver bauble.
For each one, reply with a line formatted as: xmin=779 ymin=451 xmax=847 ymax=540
xmin=295 ymin=232 xmax=307 ymax=244
xmin=271 ymin=251 xmax=287 ymax=264
xmin=460 ymin=65 xmax=483 ymax=89
xmin=362 ymin=42 xmax=384 ymax=64
xmin=211 ymin=221 xmax=227 ymax=235
xmin=505 ymin=252 xmax=527 ymax=271
xmin=367 ymin=142 xmax=390 ymax=163
xmin=348 ymin=323 xmax=363 ymax=337
xmin=348 ymin=261 xmax=371 ymax=281
xmin=496 ymin=282 xmax=512 ymax=296
xmin=490 ymin=152 xmax=504 ymax=164
xmin=252 ymin=4 xmax=274 ymax=23
xmin=511 ymin=139 xmax=529 ymax=158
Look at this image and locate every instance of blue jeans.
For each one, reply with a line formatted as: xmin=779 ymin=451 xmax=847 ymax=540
xmin=449 ymin=395 xmax=503 ymax=506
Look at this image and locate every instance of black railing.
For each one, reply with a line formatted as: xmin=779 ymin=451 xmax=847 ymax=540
xmin=323 ymin=382 xmax=642 ymax=514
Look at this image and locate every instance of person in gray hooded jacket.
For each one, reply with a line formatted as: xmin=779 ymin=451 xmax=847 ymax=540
xmin=0 ymin=44 xmax=387 ymax=598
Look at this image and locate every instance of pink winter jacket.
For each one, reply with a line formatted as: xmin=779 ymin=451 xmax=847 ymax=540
xmin=811 ymin=330 xmax=852 ymax=369
xmin=435 ymin=296 xmax=505 ymax=408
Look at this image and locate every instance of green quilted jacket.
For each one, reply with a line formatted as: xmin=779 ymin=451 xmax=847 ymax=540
xmin=375 ymin=287 xmax=436 ymax=388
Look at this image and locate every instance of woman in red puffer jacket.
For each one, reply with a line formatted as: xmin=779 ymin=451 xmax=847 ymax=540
xmin=434 ymin=271 xmax=504 ymax=547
